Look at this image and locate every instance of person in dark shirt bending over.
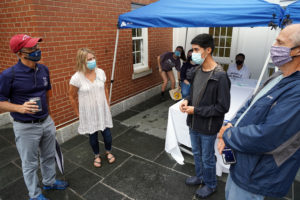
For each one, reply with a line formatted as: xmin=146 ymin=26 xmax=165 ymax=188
xmin=157 ymin=46 xmax=186 ymax=100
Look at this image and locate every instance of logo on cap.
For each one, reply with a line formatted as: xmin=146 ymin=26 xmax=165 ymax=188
xmin=23 ymin=35 xmax=30 ymax=41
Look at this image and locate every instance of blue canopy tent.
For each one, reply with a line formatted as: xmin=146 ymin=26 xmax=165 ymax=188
xmin=283 ymin=0 xmax=300 ymax=25
xmin=109 ymin=0 xmax=284 ymax=101
xmin=118 ymin=0 xmax=283 ymax=28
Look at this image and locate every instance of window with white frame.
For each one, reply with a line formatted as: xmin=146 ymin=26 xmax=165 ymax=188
xmin=131 ymin=4 xmax=148 ymax=73
xmin=209 ymin=27 xmax=233 ymax=70
xmin=209 ymin=27 xmax=233 ymax=58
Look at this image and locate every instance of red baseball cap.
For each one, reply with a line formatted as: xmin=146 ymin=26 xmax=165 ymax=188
xmin=10 ymin=34 xmax=42 ymax=53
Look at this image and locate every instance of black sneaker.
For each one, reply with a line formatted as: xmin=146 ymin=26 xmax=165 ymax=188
xmin=195 ymin=185 xmax=217 ymax=199
xmin=160 ymin=92 xmax=165 ymax=101
xmin=185 ymin=176 xmax=204 ymax=186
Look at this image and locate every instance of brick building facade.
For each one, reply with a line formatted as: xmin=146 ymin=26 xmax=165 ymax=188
xmin=0 ymin=0 xmax=173 ymax=126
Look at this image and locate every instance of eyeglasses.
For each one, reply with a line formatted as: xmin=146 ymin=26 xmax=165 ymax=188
xmin=20 ymin=44 xmax=39 ymax=54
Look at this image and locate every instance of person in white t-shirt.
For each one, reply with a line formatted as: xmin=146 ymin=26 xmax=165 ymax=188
xmin=227 ymin=53 xmax=250 ymax=79
xmin=69 ymin=48 xmax=115 ymax=168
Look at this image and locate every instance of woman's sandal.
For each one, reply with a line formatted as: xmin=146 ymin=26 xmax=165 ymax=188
xmin=93 ymin=155 xmax=102 ymax=168
xmin=105 ymin=152 xmax=115 ymax=164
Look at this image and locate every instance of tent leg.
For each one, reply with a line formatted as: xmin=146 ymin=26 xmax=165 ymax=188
xmin=254 ymin=52 xmax=270 ymax=94
xmin=254 ymin=29 xmax=280 ymax=94
xmin=184 ymin=28 xmax=188 ymax=51
xmin=109 ymin=28 xmax=120 ymax=104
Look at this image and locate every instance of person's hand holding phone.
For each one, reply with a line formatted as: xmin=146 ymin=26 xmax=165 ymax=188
xmin=217 ymin=123 xmax=233 ymax=154
xmin=218 ymin=138 xmax=226 ymax=155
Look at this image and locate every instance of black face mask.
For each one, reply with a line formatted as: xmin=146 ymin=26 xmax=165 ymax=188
xmin=236 ymin=60 xmax=243 ymax=65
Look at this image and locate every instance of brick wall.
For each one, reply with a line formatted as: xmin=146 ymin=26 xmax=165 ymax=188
xmin=0 ymin=0 xmax=172 ymax=126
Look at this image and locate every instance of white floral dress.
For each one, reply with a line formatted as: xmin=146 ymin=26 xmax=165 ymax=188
xmin=70 ymin=68 xmax=113 ymax=134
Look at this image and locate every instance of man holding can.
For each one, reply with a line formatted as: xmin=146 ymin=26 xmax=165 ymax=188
xmin=0 ymin=34 xmax=68 ymax=200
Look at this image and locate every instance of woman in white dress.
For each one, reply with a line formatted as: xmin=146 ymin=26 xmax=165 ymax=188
xmin=69 ymin=48 xmax=115 ymax=168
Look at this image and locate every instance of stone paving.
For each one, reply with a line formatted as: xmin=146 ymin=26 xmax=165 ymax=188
xmin=0 ymin=95 xmax=298 ymax=200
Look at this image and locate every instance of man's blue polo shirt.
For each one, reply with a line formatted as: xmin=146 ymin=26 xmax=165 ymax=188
xmin=0 ymin=60 xmax=51 ymax=121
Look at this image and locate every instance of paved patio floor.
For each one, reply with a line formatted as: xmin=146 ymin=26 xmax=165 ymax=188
xmin=0 ymin=94 xmax=298 ymax=200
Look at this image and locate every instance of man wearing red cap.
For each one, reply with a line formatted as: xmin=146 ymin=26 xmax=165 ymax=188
xmin=0 ymin=34 xmax=68 ymax=200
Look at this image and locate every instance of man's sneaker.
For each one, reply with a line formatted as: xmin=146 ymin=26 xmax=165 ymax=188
xmin=29 ymin=194 xmax=49 ymax=200
xmin=43 ymin=179 xmax=69 ymax=190
xmin=195 ymin=185 xmax=217 ymax=199
xmin=185 ymin=176 xmax=204 ymax=186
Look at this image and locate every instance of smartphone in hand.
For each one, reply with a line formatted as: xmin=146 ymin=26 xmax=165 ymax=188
xmin=222 ymin=147 xmax=236 ymax=165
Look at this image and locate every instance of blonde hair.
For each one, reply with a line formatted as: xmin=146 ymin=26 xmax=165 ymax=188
xmin=76 ymin=48 xmax=95 ymax=72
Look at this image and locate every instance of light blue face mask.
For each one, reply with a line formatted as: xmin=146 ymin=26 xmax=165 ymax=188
xmin=87 ymin=59 xmax=96 ymax=70
xmin=192 ymin=52 xmax=205 ymax=65
xmin=174 ymin=50 xmax=181 ymax=57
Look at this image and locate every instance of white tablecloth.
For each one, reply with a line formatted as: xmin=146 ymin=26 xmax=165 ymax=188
xmin=165 ymin=80 xmax=257 ymax=176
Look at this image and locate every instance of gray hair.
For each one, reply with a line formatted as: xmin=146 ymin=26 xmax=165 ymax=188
xmin=288 ymin=24 xmax=300 ymax=46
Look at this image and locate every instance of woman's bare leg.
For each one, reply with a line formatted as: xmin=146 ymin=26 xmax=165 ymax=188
xmin=160 ymin=71 xmax=168 ymax=92
xmin=167 ymin=70 xmax=176 ymax=89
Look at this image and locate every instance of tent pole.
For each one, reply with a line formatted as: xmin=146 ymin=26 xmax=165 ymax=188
xmin=109 ymin=28 xmax=120 ymax=104
xmin=184 ymin=28 xmax=189 ymax=51
xmin=254 ymin=52 xmax=270 ymax=94
xmin=254 ymin=29 xmax=280 ymax=94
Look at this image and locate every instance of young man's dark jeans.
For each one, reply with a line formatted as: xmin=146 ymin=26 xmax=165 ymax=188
xmin=189 ymin=129 xmax=217 ymax=189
